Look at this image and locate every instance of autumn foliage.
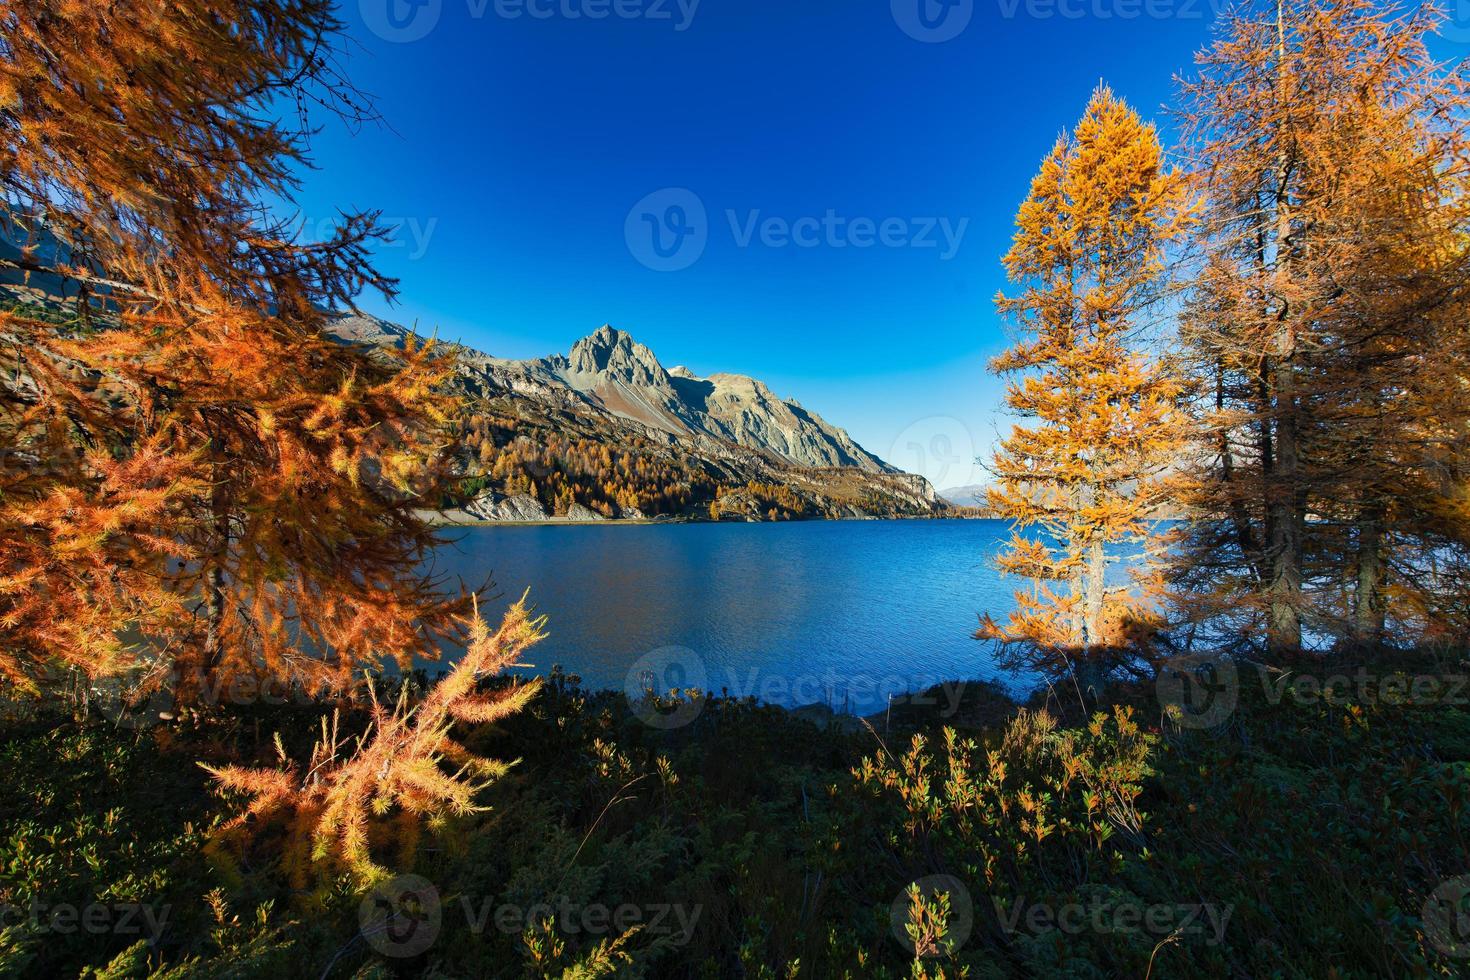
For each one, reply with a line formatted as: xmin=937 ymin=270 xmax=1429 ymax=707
xmin=980 ymin=86 xmax=1191 ymax=684
xmin=203 ymin=597 xmax=545 ymax=886
xmin=0 ymin=0 xmax=470 ymax=703
xmin=1171 ymin=0 xmax=1470 ymax=654
xmin=986 ymin=4 xmax=1470 ymax=674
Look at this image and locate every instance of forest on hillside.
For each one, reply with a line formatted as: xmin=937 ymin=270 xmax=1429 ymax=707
xmin=0 ymin=0 xmax=1468 ymax=977
xmin=444 ymin=403 xmax=945 ymax=522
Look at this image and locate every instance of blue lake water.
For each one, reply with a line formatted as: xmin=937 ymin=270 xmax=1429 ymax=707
xmin=429 ymin=519 xmax=1028 ymax=715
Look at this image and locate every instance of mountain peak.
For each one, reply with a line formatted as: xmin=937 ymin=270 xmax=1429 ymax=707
xmin=354 ymin=317 xmax=898 ymax=474
xmin=587 ymin=323 xmax=622 ymax=344
xmin=566 ymin=324 xmax=668 ymax=387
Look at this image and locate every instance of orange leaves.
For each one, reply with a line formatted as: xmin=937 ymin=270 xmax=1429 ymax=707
xmin=0 ymin=1 xmax=473 ymax=706
xmin=1 ymin=0 xmax=383 ymax=313
xmin=984 ymin=85 xmax=1188 ymax=676
xmin=1171 ymin=0 xmax=1470 ymax=651
xmin=204 ymin=598 xmax=545 ymax=886
xmin=0 ymin=431 xmax=200 ymax=689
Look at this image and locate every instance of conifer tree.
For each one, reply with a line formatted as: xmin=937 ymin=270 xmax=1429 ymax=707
xmin=1173 ymin=0 xmax=1470 ymax=654
xmin=0 ymin=1 xmax=471 ymax=702
xmin=979 ymin=86 xmax=1190 ymax=686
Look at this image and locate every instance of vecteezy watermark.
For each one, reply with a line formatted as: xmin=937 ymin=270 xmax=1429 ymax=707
xmin=361 ymin=875 xmax=701 ymax=958
xmin=360 ymin=0 xmax=699 ymax=42
xmin=726 ymin=210 xmax=968 ymax=260
xmin=890 ymin=875 xmax=975 ymax=957
xmin=1445 ymin=0 xmax=1470 ymax=45
xmin=1257 ymin=667 xmax=1469 ymax=709
xmin=724 ymin=668 xmax=968 ymax=718
xmin=1157 ymin=657 xmax=1470 ymax=730
xmin=622 ymin=646 xmax=971 ymax=729
xmin=888 ymin=416 xmax=982 ymax=493
xmin=361 ymin=874 xmax=443 ymax=958
xmin=624 ymin=646 xmax=709 ymax=729
xmin=994 ymin=0 xmax=1226 ymax=22
xmin=94 ymin=666 xmax=346 ymax=730
xmin=625 ymin=188 xmax=708 ymax=272
xmin=463 ymin=896 xmax=701 ymax=942
xmin=361 ymin=0 xmax=444 ymax=42
xmin=305 ymin=215 xmax=439 ymax=262
xmin=492 ymin=0 xmax=700 ymax=29
xmin=1425 ymin=875 xmax=1470 ymax=959
xmin=1156 ymin=654 xmax=1239 ymax=730
xmin=267 ymin=214 xmax=438 ymax=262
xmin=892 ymin=0 xmax=974 ymax=42
xmin=625 ymin=189 xmax=970 ymax=272
xmin=992 ymin=895 xmax=1233 ymax=945
xmin=0 ymin=899 xmax=170 ymax=941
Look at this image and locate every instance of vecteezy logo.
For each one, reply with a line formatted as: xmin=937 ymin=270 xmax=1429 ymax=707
xmin=360 ymin=874 xmax=442 ymax=958
xmin=1426 ymin=875 xmax=1470 ymax=959
xmin=891 ymin=0 xmax=973 ymax=43
xmin=624 ymin=646 xmax=708 ymax=729
xmin=1443 ymin=0 xmax=1470 ymax=45
xmin=625 ymin=188 xmax=708 ymax=272
xmin=360 ymin=0 xmax=442 ymax=43
xmin=888 ymin=416 xmax=980 ymax=492
xmin=890 ymin=874 xmax=974 ymax=957
xmin=1156 ymin=654 xmax=1239 ymax=730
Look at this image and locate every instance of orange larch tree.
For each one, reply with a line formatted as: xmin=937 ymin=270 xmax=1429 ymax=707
xmin=1172 ymin=0 xmax=1470 ymax=654
xmin=0 ymin=0 xmax=472 ymax=705
xmin=979 ymin=85 xmax=1191 ymax=689
xmin=205 ymin=596 xmax=546 ymax=886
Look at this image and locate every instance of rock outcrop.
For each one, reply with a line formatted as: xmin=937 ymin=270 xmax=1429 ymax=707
xmin=464 ymin=492 xmax=549 ymax=522
xmin=563 ymin=503 xmax=605 ymax=522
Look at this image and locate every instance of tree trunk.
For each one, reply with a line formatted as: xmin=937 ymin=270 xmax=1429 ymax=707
xmin=202 ymin=478 xmax=230 ymax=685
xmin=182 ymin=471 xmax=230 ymax=708
xmin=1267 ymin=356 xmax=1303 ymax=656
xmin=1352 ymin=503 xmax=1385 ymax=648
xmin=1266 ymin=0 xmax=1303 ymax=656
xmin=1084 ymin=535 xmax=1106 ymax=648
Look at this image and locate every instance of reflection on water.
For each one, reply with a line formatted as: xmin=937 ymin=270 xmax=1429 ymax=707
xmin=428 ymin=519 xmax=1029 ymax=715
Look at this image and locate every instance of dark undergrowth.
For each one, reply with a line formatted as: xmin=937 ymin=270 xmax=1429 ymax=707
xmin=2 ymin=652 xmax=1468 ymax=978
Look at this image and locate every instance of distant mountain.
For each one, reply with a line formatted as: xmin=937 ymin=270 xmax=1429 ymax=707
xmin=465 ymin=324 xmax=891 ymax=473
xmin=938 ymin=483 xmax=991 ymax=507
xmin=329 ymin=315 xmax=943 ymax=522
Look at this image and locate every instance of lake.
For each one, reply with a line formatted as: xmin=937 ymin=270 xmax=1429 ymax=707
xmin=430 ymin=519 xmax=1027 ymax=716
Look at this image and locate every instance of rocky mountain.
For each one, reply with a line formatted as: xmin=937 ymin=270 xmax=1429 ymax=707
xmin=329 ymin=315 xmax=943 ymax=523
xmin=453 ymin=324 xmax=892 ymax=473
xmin=0 ymin=229 xmax=942 ymax=523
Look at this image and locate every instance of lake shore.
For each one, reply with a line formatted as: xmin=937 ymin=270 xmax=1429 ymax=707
xmin=417 ymin=508 xmax=989 ymax=527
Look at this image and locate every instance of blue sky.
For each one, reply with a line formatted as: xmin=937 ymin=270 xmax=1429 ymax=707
xmin=287 ymin=0 xmax=1226 ymax=488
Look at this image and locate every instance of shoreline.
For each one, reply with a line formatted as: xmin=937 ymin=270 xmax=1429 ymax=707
xmin=418 ymin=509 xmax=992 ymax=528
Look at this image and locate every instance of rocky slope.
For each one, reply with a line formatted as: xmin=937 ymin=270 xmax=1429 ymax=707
xmin=329 ymin=315 xmax=943 ymax=522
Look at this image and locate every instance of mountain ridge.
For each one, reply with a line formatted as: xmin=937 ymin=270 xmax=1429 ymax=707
xmin=483 ymin=323 xmax=893 ymax=473
xmin=328 ymin=314 xmax=943 ymax=523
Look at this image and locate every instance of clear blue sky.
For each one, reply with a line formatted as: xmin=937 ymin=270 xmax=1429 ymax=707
xmin=287 ymin=0 xmax=1225 ymax=488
